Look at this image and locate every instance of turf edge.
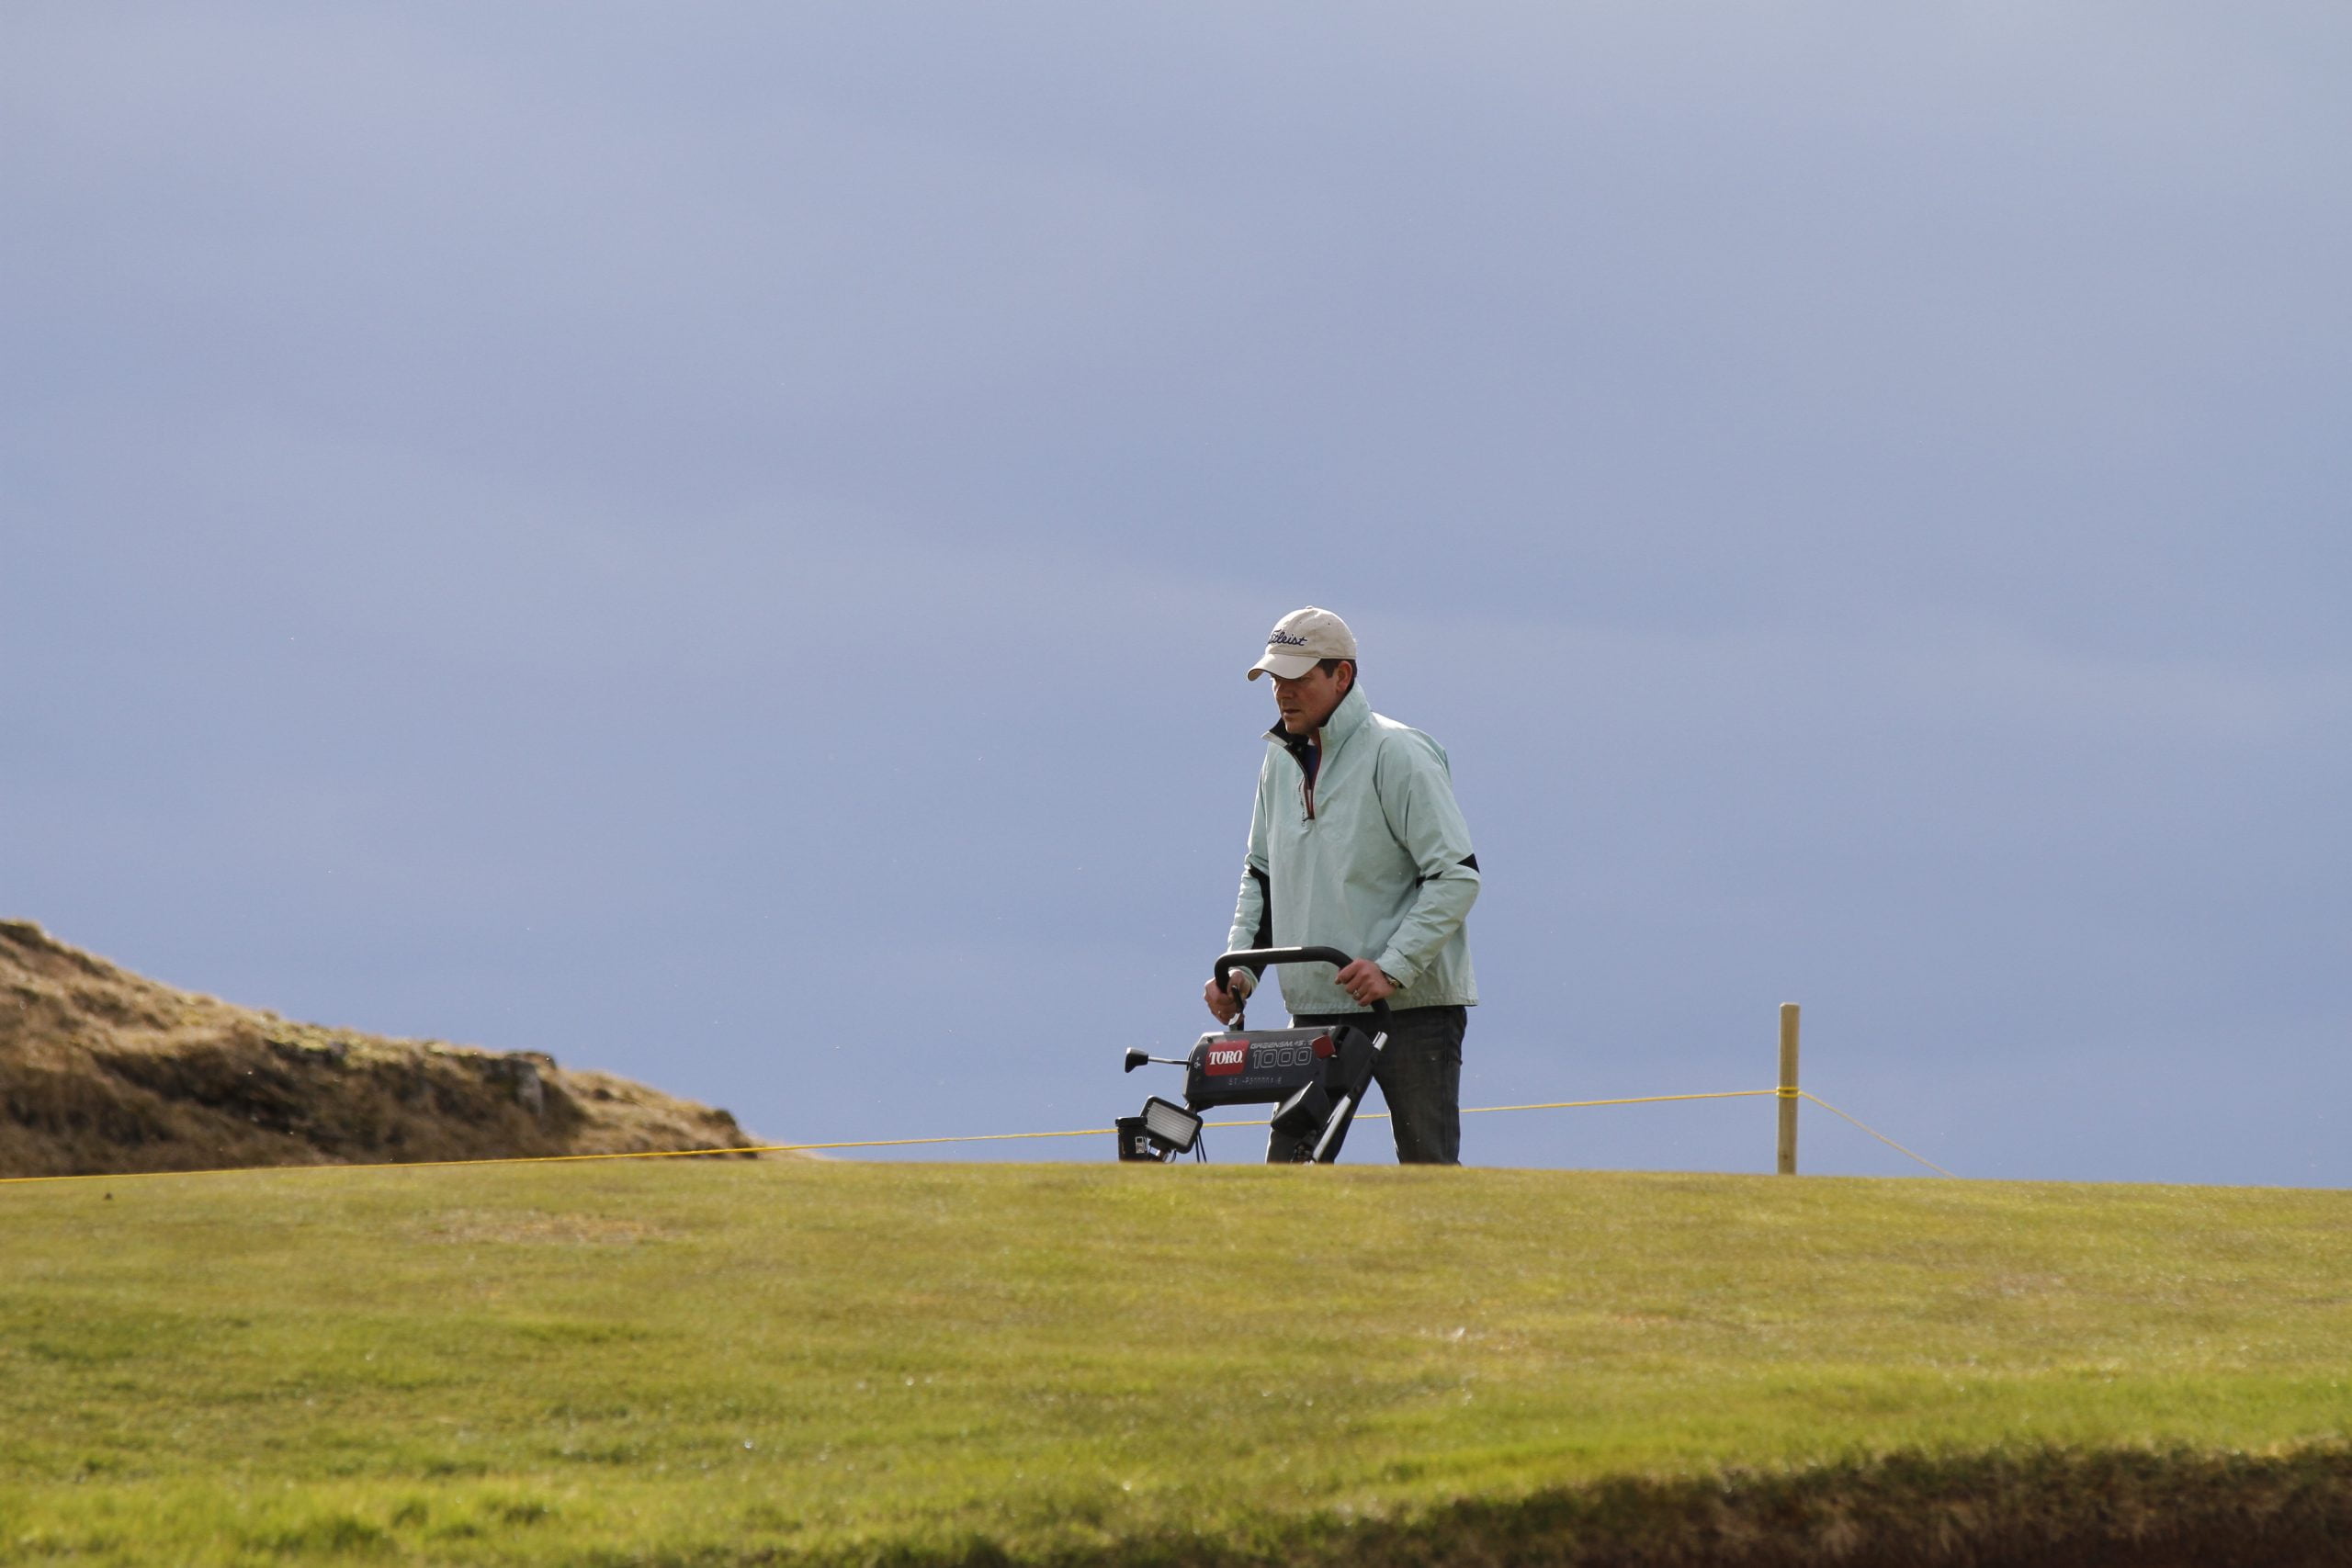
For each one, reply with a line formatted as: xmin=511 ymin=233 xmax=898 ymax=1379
xmin=786 ymin=1444 xmax=2352 ymax=1568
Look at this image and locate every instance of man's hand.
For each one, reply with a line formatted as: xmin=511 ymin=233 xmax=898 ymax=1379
xmin=1335 ymin=959 xmax=1396 ymax=1006
xmin=1204 ymin=968 xmax=1255 ymax=1025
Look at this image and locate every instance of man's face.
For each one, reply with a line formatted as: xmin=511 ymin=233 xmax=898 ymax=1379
xmin=1271 ymin=662 xmax=1351 ymax=735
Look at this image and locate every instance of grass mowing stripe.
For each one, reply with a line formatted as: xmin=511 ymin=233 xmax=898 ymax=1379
xmin=6 ymin=1163 xmax=2351 ymax=1563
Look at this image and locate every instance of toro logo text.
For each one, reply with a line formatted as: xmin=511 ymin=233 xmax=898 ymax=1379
xmin=1204 ymin=1041 xmax=1249 ymax=1076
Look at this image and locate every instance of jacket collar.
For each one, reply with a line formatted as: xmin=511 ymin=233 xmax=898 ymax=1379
xmin=1267 ymin=682 xmax=1371 ymax=756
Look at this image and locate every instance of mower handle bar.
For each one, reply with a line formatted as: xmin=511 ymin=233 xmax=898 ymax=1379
xmin=1212 ymin=946 xmax=1391 ymax=1020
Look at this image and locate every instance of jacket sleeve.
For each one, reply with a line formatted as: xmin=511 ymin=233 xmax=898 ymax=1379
xmin=1369 ymin=735 xmax=1480 ymax=990
xmin=1225 ymin=752 xmax=1275 ymax=970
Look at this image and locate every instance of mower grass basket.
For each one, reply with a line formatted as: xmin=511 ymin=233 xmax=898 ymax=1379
xmin=1116 ymin=946 xmax=1390 ymax=1164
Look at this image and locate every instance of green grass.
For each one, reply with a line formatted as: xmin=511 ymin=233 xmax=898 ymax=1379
xmin=4 ymin=1160 xmax=2352 ymax=1564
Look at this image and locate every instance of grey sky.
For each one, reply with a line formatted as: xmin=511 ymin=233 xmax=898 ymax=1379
xmin=6 ymin=5 xmax=2346 ymax=1181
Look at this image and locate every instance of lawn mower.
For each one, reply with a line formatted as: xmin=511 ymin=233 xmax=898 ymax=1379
xmin=1115 ymin=945 xmax=1389 ymax=1164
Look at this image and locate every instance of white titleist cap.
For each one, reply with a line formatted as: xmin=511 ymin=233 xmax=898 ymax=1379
xmin=1248 ymin=606 xmax=1358 ymax=681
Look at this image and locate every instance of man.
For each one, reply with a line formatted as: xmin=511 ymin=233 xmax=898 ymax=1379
xmin=1204 ymin=606 xmax=1481 ymax=1164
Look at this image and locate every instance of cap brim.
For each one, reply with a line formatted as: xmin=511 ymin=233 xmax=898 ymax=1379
xmin=1248 ymin=652 xmax=1320 ymax=681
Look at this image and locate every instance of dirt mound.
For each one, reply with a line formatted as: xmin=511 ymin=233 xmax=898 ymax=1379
xmin=0 ymin=919 xmax=758 ymax=1178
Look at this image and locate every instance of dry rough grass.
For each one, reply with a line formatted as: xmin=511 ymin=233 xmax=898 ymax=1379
xmin=0 ymin=918 xmax=757 ymax=1178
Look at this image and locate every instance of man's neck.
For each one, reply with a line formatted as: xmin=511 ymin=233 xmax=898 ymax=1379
xmin=1301 ymin=685 xmax=1352 ymax=735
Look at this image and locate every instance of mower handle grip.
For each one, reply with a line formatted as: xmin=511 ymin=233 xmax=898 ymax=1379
xmin=1213 ymin=947 xmax=1391 ymax=1019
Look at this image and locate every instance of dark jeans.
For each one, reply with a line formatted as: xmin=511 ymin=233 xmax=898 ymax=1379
xmin=1263 ymin=1005 xmax=1465 ymax=1166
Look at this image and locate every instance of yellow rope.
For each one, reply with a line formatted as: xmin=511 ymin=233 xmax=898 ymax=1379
xmin=1198 ymin=1088 xmax=1778 ymax=1132
xmin=0 ymin=1087 xmax=1950 ymax=1184
xmin=1798 ymin=1091 xmax=1956 ymax=1178
xmin=0 ymin=1128 xmax=1111 ymax=1186
xmin=1467 ymin=1089 xmax=1781 ymax=1114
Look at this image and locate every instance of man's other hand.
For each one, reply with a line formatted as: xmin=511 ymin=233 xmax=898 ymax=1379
xmin=1204 ymin=976 xmax=1246 ymax=1025
xmin=1335 ymin=959 xmax=1396 ymax=1005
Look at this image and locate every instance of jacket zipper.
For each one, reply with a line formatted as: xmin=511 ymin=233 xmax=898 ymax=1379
xmin=1272 ymin=723 xmax=1326 ymax=820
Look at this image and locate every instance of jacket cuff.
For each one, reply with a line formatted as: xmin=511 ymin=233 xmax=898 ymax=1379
xmin=1374 ymin=950 xmax=1419 ymax=990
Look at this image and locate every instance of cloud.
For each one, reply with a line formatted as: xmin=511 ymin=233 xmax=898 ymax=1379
xmin=5 ymin=2 xmax=2346 ymax=1179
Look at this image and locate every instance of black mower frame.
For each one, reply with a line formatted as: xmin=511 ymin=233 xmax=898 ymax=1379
xmin=1115 ymin=946 xmax=1390 ymax=1165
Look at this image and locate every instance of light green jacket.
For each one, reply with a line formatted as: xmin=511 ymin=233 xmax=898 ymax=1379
xmin=1226 ymin=684 xmax=1480 ymax=1017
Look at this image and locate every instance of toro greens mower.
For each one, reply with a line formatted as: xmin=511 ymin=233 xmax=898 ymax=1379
xmin=1115 ymin=946 xmax=1389 ymax=1164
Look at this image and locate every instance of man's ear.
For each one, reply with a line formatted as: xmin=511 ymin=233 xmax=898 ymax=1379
xmin=1339 ymin=660 xmax=1357 ymax=694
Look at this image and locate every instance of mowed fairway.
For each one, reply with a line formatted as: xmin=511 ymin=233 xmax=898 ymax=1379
xmin=6 ymin=1159 xmax=2352 ymax=1565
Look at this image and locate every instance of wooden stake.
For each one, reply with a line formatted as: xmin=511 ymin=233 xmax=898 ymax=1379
xmin=1777 ymin=1003 xmax=1801 ymax=1175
